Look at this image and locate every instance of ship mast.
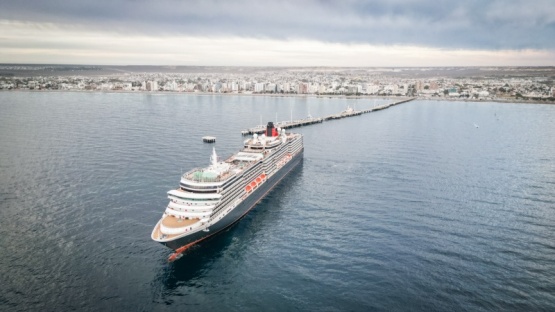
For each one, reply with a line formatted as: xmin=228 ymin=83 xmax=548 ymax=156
xmin=210 ymin=147 xmax=218 ymax=167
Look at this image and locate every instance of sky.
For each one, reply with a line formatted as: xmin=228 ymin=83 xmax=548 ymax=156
xmin=0 ymin=0 xmax=554 ymax=66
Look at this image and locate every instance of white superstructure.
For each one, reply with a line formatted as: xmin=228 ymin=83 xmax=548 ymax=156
xmin=152 ymin=122 xmax=303 ymax=248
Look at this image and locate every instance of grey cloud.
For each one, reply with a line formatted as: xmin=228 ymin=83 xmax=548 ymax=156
xmin=1 ymin=0 xmax=554 ymax=49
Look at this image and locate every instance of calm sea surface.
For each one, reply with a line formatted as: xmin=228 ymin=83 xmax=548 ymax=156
xmin=1 ymin=92 xmax=554 ymax=311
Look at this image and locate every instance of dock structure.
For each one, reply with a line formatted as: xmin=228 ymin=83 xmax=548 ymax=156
xmin=202 ymin=136 xmax=216 ymax=143
xmin=324 ymin=98 xmax=415 ymax=120
xmin=241 ymin=116 xmax=323 ymax=135
xmin=241 ymin=98 xmax=414 ymax=135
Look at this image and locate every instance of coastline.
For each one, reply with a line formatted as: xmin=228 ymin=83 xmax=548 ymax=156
xmin=1 ymin=89 xmax=554 ymax=105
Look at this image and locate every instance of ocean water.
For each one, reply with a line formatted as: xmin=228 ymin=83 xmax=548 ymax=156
xmin=1 ymin=92 xmax=554 ymax=311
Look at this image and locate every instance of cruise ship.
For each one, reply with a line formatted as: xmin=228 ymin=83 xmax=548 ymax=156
xmin=151 ymin=122 xmax=303 ymax=258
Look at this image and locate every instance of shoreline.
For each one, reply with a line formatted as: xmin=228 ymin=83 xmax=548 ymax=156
xmin=1 ymin=89 xmax=554 ymax=105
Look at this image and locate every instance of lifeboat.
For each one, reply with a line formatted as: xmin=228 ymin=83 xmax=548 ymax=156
xmin=255 ymin=177 xmax=262 ymax=184
xmin=245 ymin=185 xmax=252 ymax=192
xmin=261 ymin=173 xmax=266 ymax=179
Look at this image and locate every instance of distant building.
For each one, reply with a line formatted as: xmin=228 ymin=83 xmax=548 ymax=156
xmin=384 ymin=84 xmax=398 ymax=94
xmin=478 ymin=90 xmax=489 ymax=97
xmin=265 ymin=83 xmax=276 ymax=93
xmin=231 ymin=82 xmax=238 ymax=92
xmin=415 ymin=81 xmax=423 ymax=91
xmin=298 ymin=83 xmax=308 ymax=94
xmin=366 ymin=84 xmax=379 ymax=94
xmin=146 ymin=81 xmax=158 ymax=91
xmin=254 ymin=83 xmax=265 ymax=93
xmin=283 ymin=83 xmax=290 ymax=93
xmin=164 ymin=81 xmax=176 ymax=91
xmin=448 ymin=87 xmax=460 ymax=97
xmin=213 ymin=82 xmax=222 ymax=92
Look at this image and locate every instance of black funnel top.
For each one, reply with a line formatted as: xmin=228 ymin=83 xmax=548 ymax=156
xmin=266 ymin=122 xmax=276 ymax=137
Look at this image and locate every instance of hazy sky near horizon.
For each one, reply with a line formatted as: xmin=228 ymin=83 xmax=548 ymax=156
xmin=1 ymin=0 xmax=554 ymax=66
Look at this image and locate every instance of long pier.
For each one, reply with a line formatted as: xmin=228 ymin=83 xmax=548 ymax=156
xmin=241 ymin=117 xmax=323 ymax=135
xmin=241 ymin=98 xmax=414 ymax=135
xmin=324 ymin=97 xmax=414 ymax=120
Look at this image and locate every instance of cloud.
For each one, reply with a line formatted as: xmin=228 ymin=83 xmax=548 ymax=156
xmin=1 ymin=20 xmax=553 ymax=66
xmin=1 ymin=0 xmax=554 ymax=50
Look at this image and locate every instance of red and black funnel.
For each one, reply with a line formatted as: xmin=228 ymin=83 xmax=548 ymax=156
xmin=266 ymin=122 xmax=278 ymax=137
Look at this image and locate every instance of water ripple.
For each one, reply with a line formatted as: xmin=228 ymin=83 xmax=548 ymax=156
xmin=1 ymin=94 xmax=555 ymax=311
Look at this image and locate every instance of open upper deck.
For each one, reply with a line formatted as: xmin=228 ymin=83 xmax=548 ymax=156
xmin=181 ymin=148 xmax=264 ymax=186
xmin=181 ymin=123 xmax=301 ymax=186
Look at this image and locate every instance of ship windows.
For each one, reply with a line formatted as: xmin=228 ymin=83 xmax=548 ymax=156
xmin=179 ymin=183 xmax=219 ymax=190
xmin=169 ymin=195 xmax=219 ymax=202
xmin=180 ymin=186 xmax=218 ymax=193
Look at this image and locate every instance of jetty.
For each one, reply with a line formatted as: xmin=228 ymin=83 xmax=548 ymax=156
xmin=241 ymin=116 xmax=323 ymax=135
xmin=241 ymin=98 xmax=414 ymax=135
xmin=324 ymin=98 xmax=414 ymax=120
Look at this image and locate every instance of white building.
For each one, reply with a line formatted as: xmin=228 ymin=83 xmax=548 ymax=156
xmin=366 ymin=84 xmax=380 ymax=94
xmin=283 ymin=83 xmax=291 ymax=93
xmin=165 ymin=81 xmax=177 ymax=91
xmin=254 ymin=83 xmax=265 ymax=93
xmin=384 ymin=84 xmax=398 ymax=94
xmin=231 ymin=82 xmax=238 ymax=92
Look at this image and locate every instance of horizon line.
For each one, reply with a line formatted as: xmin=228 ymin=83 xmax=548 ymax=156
xmin=2 ymin=63 xmax=555 ymax=68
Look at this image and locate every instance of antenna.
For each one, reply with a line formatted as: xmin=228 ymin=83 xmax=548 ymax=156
xmin=210 ymin=147 xmax=218 ymax=167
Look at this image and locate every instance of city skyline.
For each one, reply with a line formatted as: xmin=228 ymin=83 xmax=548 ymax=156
xmin=1 ymin=0 xmax=554 ymax=66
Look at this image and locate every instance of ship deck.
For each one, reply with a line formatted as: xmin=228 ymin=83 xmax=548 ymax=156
xmin=162 ymin=216 xmax=199 ymax=228
xmin=153 ymin=216 xmax=201 ymax=240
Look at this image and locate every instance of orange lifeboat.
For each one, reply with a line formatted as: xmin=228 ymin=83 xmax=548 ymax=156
xmin=255 ymin=177 xmax=262 ymax=184
xmin=245 ymin=185 xmax=252 ymax=192
xmin=261 ymin=173 xmax=266 ymax=179
xmin=250 ymin=181 xmax=257 ymax=189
